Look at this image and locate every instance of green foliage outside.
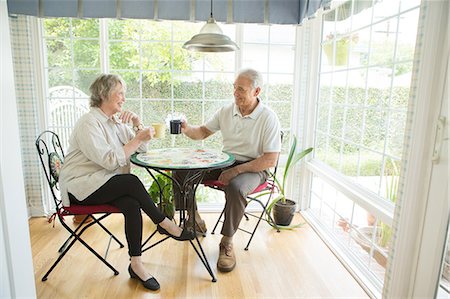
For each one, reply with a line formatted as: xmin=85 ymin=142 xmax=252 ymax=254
xmin=316 ymin=85 xmax=409 ymax=177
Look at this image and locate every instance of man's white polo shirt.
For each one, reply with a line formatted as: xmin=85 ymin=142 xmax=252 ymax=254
xmin=205 ymin=100 xmax=281 ymax=161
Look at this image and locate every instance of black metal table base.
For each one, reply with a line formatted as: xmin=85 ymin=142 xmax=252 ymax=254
xmin=141 ymin=168 xmax=217 ymax=282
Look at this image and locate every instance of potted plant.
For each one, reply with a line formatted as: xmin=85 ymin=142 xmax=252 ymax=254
xmin=323 ymin=33 xmax=358 ymax=66
xmin=265 ymin=136 xmax=313 ymax=228
xmin=148 ymin=172 xmax=175 ymax=219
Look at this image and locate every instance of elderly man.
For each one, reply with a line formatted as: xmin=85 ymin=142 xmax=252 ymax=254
xmin=175 ymin=68 xmax=281 ymax=272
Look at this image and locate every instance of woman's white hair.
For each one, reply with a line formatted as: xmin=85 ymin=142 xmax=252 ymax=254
xmin=89 ymin=74 xmax=126 ymax=107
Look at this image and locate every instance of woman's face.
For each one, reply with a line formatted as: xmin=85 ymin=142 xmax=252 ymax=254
xmin=101 ymin=83 xmax=125 ymax=116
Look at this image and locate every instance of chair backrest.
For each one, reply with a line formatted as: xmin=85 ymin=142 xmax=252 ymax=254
xmin=35 ymin=130 xmax=66 ymax=210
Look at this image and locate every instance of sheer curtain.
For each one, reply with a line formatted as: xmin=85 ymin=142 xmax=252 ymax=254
xmin=9 ymin=15 xmax=49 ymax=216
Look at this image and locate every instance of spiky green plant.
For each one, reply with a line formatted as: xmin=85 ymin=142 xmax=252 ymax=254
xmin=379 ymin=159 xmax=399 ymax=248
xmin=262 ymin=135 xmax=313 ymax=229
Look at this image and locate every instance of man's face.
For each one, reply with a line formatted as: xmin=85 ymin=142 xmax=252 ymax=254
xmin=233 ymin=75 xmax=259 ymax=108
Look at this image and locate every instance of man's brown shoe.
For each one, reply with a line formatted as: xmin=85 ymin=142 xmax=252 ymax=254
xmin=217 ymin=242 xmax=236 ymax=272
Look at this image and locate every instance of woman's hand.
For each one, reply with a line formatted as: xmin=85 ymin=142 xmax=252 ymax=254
xmin=135 ymin=127 xmax=155 ymax=142
xmin=119 ymin=110 xmax=141 ymax=127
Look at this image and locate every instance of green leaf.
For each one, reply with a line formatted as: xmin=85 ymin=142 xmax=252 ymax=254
xmin=282 ymin=135 xmax=298 ymax=191
xmin=148 ymin=172 xmax=174 ymax=219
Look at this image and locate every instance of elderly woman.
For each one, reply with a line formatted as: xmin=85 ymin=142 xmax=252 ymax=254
xmin=59 ymin=74 xmax=193 ymax=291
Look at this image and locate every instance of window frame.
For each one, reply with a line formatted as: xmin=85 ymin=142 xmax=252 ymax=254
xmin=295 ymin=1 xmax=422 ymax=297
xmin=38 ymin=18 xmax=298 ymax=211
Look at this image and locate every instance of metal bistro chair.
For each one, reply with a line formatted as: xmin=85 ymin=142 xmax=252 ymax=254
xmin=203 ymin=131 xmax=283 ymax=250
xmin=35 ymin=130 xmax=124 ymax=281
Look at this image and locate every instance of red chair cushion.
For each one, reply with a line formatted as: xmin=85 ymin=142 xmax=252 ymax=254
xmin=63 ymin=204 xmax=121 ymax=215
xmin=203 ymin=180 xmax=269 ymax=195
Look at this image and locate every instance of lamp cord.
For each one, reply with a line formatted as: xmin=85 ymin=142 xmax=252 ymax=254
xmin=210 ymin=0 xmax=213 ymax=18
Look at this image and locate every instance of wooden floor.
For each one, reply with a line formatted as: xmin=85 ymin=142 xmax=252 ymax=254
xmin=29 ymin=213 xmax=368 ymax=298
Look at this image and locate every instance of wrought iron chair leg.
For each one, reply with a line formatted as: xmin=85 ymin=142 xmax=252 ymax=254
xmin=211 ymin=208 xmax=225 ymax=234
xmin=244 ymin=208 xmax=266 ymax=250
xmin=93 ymin=215 xmax=125 ymax=248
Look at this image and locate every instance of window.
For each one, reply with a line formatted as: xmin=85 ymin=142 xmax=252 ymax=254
xmin=41 ymin=18 xmax=296 ymax=205
xmin=305 ymin=0 xmax=421 ymax=295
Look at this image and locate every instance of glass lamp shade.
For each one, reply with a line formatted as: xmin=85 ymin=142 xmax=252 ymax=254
xmin=183 ymin=17 xmax=239 ymax=52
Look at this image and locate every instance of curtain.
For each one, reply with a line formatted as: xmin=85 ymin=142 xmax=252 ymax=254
xmin=9 ymin=15 xmax=48 ymax=216
xmin=7 ymin=0 xmax=331 ymax=24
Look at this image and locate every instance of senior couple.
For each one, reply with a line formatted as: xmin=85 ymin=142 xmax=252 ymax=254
xmin=59 ymin=68 xmax=281 ymax=291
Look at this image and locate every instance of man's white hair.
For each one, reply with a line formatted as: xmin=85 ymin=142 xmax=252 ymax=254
xmin=238 ymin=68 xmax=263 ymax=89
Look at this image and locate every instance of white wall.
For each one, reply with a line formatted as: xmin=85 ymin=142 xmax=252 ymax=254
xmin=0 ymin=0 xmax=37 ymax=297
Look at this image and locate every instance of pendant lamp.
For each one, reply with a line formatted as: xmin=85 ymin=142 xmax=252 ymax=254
xmin=182 ymin=0 xmax=239 ymax=52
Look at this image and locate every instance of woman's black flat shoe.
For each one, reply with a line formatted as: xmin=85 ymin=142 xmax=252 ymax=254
xmin=128 ymin=265 xmax=160 ymax=291
xmin=157 ymin=225 xmax=195 ymax=241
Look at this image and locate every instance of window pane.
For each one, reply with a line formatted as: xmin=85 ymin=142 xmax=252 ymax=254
xmin=269 ymin=45 xmax=295 ymax=73
xmin=174 ymin=100 xmax=202 ymax=125
xmin=243 ymin=24 xmax=269 ymax=43
xmin=74 ymin=69 xmax=99 ymax=95
xmin=46 ymin=39 xmax=72 ymax=68
xmin=363 ymin=109 xmax=387 ymax=152
xmin=142 ymin=99 xmax=171 ymax=125
xmin=242 ymin=44 xmax=268 ymax=72
xmin=173 ymin=72 xmax=202 ymax=99
xmin=349 ymin=28 xmax=370 ymax=68
xmin=203 ymin=52 xmax=235 ymax=72
xmin=72 ymin=19 xmax=99 ymax=38
xmin=270 ymin=25 xmax=295 ymax=44
xmin=373 ymin=0 xmax=400 ymax=21
xmin=142 ymin=42 xmax=172 ymax=71
xmin=142 ymin=71 xmax=171 ymax=99
xmin=109 ymin=41 xmax=139 ymax=70
xmin=396 ymin=10 xmax=419 ymax=63
xmin=386 ymin=111 xmax=406 ymax=157
xmin=370 ymin=18 xmax=398 ymax=66
xmin=344 ymin=107 xmax=363 ymax=144
xmin=43 ymin=19 xmax=70 ymax=37
xmin=108 ymin=19 xmax=140 ymax=40
xmin=73 ymin=40 xmax=100 ymax=68
xmin=172 ymin=21 xmax=202 ymax=41
xmin=267 ymin=101 xmax=291 ymax=129
xmin=204 ymin=72 xmax=234 ymax=100
xmin=268 ymin=74 xmax=293 ymax=101
xmin=48 ymin=68 xmax=72 ymax=89
xmin=141 ymin=20 xmax=172 ymax=41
